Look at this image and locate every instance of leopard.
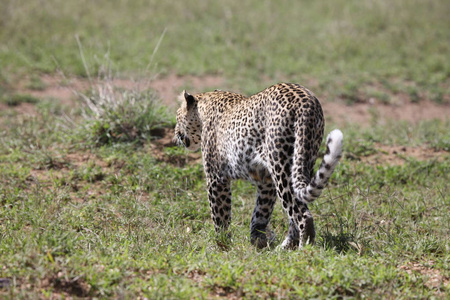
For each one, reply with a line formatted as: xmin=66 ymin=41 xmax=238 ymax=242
xmin=174 ymin=83 xmax=343 ymax=249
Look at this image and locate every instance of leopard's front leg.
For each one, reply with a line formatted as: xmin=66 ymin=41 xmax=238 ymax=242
xmin=206 ymin=175 xmax=232 ymax=234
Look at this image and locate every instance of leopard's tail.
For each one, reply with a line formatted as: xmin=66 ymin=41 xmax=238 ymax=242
xmin=298 ymin=129 xmax=343 ymax=203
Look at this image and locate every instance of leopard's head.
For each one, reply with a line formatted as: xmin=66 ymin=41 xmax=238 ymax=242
xmin=174 ymin=91 xmax=202 ymax=151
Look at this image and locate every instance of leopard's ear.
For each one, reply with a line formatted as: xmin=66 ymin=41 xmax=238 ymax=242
xmin=183 ymin=90 xmax=196 ymax=108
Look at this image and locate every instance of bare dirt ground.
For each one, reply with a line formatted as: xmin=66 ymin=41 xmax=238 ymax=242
xmin=399 ymin=260 xmax=450 ymax=291
xmin=6 ymin=73 xmax=449 ymax=125
xmin=321 ymin=100 xmax=449 ymax=126
xmin=360 ymin=144 xmax=447 ymax=166
xmin=2 ymin=73 xmax=448 ymax=166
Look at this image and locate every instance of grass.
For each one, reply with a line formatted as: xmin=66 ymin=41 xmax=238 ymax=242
xmin=0 ymin=0 xmax=449 ymax=298
xmin=0 ymin=0 xmax=449 ymax=103
xmin=0 ymin=94 xmax=40 ymax=107
xmin=0 ymin=88 xmax=449 ymax=298
xmin=77 ymin=79 xmax=172 ymax=145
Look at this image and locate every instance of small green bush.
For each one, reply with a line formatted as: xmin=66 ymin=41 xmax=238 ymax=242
xmin=79 ymin=81 xmax=171 ymax=145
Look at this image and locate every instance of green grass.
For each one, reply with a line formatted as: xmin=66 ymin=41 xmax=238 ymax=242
xmin=0 ymin=93 xmax=40 ymax=106
xmin=0 ymin=93 xmax=449 ymax=298
xmin=1 ymin=0 xmax=449 ymax=102
xmin=0 ymin=0 xmax=449 ymax=298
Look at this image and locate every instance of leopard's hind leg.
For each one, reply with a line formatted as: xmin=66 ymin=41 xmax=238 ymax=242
xmin=265 ymin=126 xmax=315 ymax=250
xmin=250 ymin=173 xmax=277 ymax=249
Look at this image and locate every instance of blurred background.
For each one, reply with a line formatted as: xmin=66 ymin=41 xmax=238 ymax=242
xmin=1 ymin=0 xmax=448 ymax=103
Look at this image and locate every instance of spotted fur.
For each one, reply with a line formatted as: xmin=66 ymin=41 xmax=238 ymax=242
xmin=174 ymin=83 xmax=343 ymax=249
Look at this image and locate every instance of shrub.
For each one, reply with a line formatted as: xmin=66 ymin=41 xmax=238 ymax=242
xmin=79 ymin=80 xmax=171 ymax=145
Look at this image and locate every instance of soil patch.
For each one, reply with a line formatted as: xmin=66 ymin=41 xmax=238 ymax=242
xmin=149 ymin=73 xmax=224 ymax=110
xmin=8 ymin=74 xmax=450 ymax=126
xmin=6 ymin=74 xmax=448 ymax=166
xmin=19 ymin=74 xmax=86 ymax=107
xmin=186 ymin=269 xmax=206 ymax=284
xmin=10 ymin=73 xmax=224 ymax=112
xmin=209 ymin=284 xmax=245 ymax=299
xmin=149 ymin=128 xmax=202 ymax=167
xmin=148 ymin=74 xmax=449 ymax=125
xmin=399 ymin=261 xmax=449 ymax=291
xmin=360 ymin=144 xmax=447 ymax=166
xmin=24 ymin=150 xmax=123 ymax=203
xmin=322 ymin=100 xmax=449 ymax=126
